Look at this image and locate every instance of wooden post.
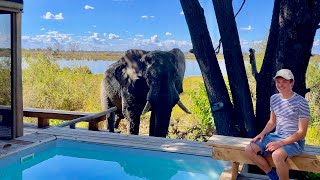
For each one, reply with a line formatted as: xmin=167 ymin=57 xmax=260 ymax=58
xmin=107 ymin=111 xmax=115 ymax=132
xmin=11 ymin=11 xmax=23 ymax=137
xmin=89 ymin=120 xmax=99 ymax=131
xmin=231 ymin=162 xmax=239 ymax=180
xmin=38 ymin=118 xmax=49 ymax=128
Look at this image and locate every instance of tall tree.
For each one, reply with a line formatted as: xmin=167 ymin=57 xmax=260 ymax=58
xmin=212 ymin=0 xmax=256 ymax=137
xmin=180 ymin=0 xmax=320 ymax=136
xmin=180 ymin=0 xmax=240 ymax=136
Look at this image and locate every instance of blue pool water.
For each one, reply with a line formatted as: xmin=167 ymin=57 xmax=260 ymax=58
xmin=0 ymin=140 xmax=226 ymax=180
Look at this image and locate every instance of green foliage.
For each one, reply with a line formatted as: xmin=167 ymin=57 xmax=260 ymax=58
xmin=0 ymin=58 xmax=11 ymax=105
xmin=306 ymin=125 xmax=320 ymax=145
xmin=300 ymin=171 xmax=320 ymax=180
xmin=23 ymin=53 xmax=101 ymax=112
xmin=189 ymin=82 xmax=214 ymax=133
xmin=306 ymin=61 xmax=320 ymax=125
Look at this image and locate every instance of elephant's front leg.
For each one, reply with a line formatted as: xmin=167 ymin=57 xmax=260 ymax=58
xmin=149 ymin=111 xmax=156 ymax=136
xmin=121 ymin=94 xmax=144 ymax=135
xmin=127 ymin=111 xmax=140 ymax=135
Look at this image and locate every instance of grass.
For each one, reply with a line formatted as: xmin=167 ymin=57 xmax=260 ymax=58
xmin=306 ymin=125 xmax=320 ymax=146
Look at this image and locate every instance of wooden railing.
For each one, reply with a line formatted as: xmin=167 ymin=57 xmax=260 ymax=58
xmin=0 ymin=105 xmax=117 ymax=131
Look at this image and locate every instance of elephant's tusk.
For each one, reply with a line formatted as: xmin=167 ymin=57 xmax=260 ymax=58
xmin=142 ymin=101 xmax=152 ymax=115
xmin=177 ymin=100 xmax=192 ymax=114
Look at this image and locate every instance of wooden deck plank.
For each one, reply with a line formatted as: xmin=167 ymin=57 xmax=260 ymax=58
xmin=38 ymin=128 xmax=212 ymax=157
xmin=42 ymin=127 xmax=207 ymax=147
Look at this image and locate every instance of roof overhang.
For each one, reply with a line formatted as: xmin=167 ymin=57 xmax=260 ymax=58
xmin=0 ymin=0 xmax=23 ymax=12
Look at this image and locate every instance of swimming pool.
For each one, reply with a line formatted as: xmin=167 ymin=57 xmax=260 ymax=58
xmin=0 ymin=139 xmax=226 ymax=179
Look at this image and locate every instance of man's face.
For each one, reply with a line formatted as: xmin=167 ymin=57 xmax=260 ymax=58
xmin=275 ymin=77 xmax=294 ymax=94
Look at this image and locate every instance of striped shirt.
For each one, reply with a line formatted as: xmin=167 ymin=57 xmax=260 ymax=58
xmin=270 ymin=93 xmax=310 ymax=138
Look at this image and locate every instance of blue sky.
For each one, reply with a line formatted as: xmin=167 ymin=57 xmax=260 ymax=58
xmin=21 ymin=0 xmax=320 ymax=53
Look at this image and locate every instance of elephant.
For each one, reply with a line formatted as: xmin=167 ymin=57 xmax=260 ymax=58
xmin=100 ymin=48 xmax=191 ymax=137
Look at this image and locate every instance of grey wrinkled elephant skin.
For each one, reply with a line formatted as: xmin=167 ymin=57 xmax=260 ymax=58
xmin=100 ymin=48 xmax=187 ymax=137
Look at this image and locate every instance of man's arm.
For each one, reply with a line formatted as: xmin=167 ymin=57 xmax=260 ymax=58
xmin=261 ymin=112 xmax=277 ymax=135
xmin=266 ymin=118 xmax=309 ymax=151
xmin=252 ymin=112 xmax=276 ymax=142
xmin=280 ymin=118 xmax=309 ymax=145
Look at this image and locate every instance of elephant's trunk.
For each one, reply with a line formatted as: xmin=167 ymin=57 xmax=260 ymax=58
xmin=154 ymin=110 xmax=172 ymax=137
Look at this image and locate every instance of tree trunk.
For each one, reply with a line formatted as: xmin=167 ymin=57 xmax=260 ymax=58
xmin=180 ymin=0 xmax=240 ymax=136
xmin=255 ymin=0 xmax=281 ymax=132
xmin=212 ymin=0 xmax=256 ymax=138
xmin=256 ymin=0 xmax=320 ymax=131
xmin=275 ymin=0 xmax=320 ymax=96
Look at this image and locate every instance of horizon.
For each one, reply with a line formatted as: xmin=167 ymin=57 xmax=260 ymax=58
xmin=18 ymin=0 xmax=320 ymax=54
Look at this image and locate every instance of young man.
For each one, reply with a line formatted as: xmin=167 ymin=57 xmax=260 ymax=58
xmin=245 ymin=69 xmax=310 ymax=180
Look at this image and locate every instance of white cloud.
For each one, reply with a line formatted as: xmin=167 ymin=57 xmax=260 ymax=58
xmin=165 ymin=32 xmax=173 ymax=36
xmin=42 ymin=12 xmax=64 ymax=20
xmin=141 ymin=15 xmax=155 ymax=19
xmin=22 ymin=36 xmax=30 ymax=40
xmin=108 ymin=33 xmax=120 ymax=40
xmin=22 ymin=32 xmax=194 ymax=52
xmin=180 ymin=11 xmax=184 ymax=15
xmin=40 ymin=28 xmax=45 ymax=31
xmin=150 ymin=35 xmax=158 ymax=43
xmin=314 ymin=39 xmax=319 ymax=46
xmin=84 ymin=5 xmax=94 ymax=10
xmin=240 ymin=25 xmax=254 ymax=31
xmin=135 ymin=34 xmax=144 ymax=37
xmin=92 ymin=25 xmax=97 ymax=28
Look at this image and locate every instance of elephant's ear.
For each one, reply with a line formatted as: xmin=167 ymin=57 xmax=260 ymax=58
xmin=121 ymin=49 xmax=149 ymax=77
xmin=168 ymin=48 xmax=186 ymax=94
xmin=114 ymin=64 xmax=126 ymax=86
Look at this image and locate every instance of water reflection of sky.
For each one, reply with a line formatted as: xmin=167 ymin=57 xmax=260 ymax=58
xmin=0 ymin=14 xmax=11 ymax=48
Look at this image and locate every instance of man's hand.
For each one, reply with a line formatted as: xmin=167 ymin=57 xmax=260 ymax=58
xmin=266 ymin=141 xmax=284 ymax=152
xmin=252 ymin=133 xmax=265 ymax=143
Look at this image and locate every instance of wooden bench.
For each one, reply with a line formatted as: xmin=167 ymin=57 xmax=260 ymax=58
xmin=207 ymin=135 xmax=320 ymax=180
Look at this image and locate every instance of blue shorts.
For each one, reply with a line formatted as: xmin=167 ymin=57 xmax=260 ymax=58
xmin=254 ymin=133 xmax=305 ymax=157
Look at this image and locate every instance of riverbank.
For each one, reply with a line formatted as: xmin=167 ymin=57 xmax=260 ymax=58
xmin=22 ymin=50 xmax=224 ymax=61
xmin=22 ymin=49 xmax=320 ymax=62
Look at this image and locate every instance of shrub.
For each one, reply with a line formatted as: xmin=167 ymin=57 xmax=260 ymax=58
xmin=0 ymin=58 xmax=11 ymax=105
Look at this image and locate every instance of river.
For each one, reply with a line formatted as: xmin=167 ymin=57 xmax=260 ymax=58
xmin=55 ymin=59 xmax=249 ymax=77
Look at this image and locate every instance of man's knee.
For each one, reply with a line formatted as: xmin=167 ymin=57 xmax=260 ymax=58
xmin=245 ymin=143 xmax=262 ymax=157
xmin=272 ymin=148 xmax=288 ymax=165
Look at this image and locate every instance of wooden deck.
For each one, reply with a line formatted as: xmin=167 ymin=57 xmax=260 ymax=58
xmin=0 ymin=123 xmax=212 ymax=158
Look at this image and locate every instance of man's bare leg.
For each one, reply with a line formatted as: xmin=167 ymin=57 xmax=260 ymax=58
xmin=272 ymin=148 xmax=289 ymax=180
xmin=244 ymin=143 xmax=272 ymax=173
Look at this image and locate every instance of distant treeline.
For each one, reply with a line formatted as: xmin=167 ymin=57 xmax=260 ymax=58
xmin=21 ymin=49 xmax=320 ymax=62
xmin=0 ymin=48 xmax=10 ymax=57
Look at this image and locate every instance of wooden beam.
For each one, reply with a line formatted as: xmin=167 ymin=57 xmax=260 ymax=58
xmin=0 ymin=1 xmax=23 ymax=12
xmin=213 ymin=147 xmax=320 ymax=173
xmin=56 ymin=107 xmax=117 ymax=128
xmin=23 ymin=108 xmax=95 ymax=120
